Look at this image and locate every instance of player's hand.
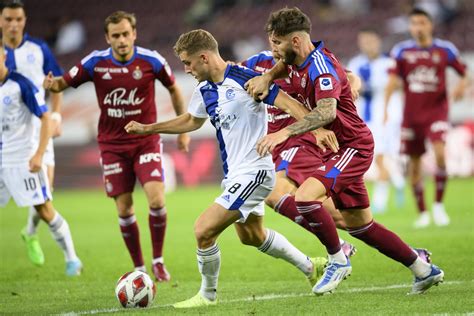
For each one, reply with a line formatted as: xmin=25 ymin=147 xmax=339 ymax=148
xmin=351 ymin=87 xmax=360 ymax=101
xmin=313 ymin=128 xmax=339 ymax=153
xmin=29 ymin=153 xmax=42 ymax=173
xmin=177 ymin=133 xmax=190 ymax=152
xmin=43 ymin=71 xmax=54 ymax=90
xmin=245 ymin=74 xmax=271 ymax=101
xmin=124 ymin=120 xmax=148 ymax=134
xmin=256 ymin=129 xmax=289 ymax=156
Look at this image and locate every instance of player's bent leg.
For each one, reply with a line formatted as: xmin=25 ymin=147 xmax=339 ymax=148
xmin=431 ymin=141 xmax=450 ymax=226
xmin=115 ymin=193 xmax=145 ymax=271
xmin=143 ymin=181 xmax=170 ymax=281
xmin=235 ymin=214 xmax=322 ymax=288
xmin=174 ymin=203 xmax=240 ymax=308
xmin=409 ymin=156 xmax=430 ymax=228
xmin=35 ymin=201 xmax=82 ymax=276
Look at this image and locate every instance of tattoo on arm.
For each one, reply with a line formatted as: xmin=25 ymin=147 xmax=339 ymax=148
xmin=286 ymin=98 xmax=337 ymax=137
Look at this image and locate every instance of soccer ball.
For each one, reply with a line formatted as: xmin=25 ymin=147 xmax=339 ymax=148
xmin=115 ymin=271 xmax=156 ymax=308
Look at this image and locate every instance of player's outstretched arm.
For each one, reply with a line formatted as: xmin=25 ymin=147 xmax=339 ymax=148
xmin=125 ymin=113 xmax=206 ymax=135
xmin=451 ymin=74 xmax=469 ymax=102
xmin=43 ymin=71 xmax=70 ymax=93
xmin=50 ymin=92 xmax=63 ymax=137
xmin=167 ymin=83 xmax=191 ymax=152
xmin=383 ymin=73 xmax=400 ymax=123
xmin=30 ymin=112 xmax=51 ymax=173
xmin=245 ymin=60 xmax=287 ymax=101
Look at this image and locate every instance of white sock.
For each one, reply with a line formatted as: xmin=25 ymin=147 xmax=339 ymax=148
xmin=48 ymin=211 xmax=79 ymax=262
xmin=339 ymin=238 xmax=345 ymax=245
xmin=409 ymin=257 xmax=431 ymax=278
xmin=134 ymin=265 xmax=146 ymax=272
xmin=258 ymin=229 xmax=313 ymax=277
xmin=328 ymin=249 xmax=347 ymax=265
xmin=197 ymin=243 xmax=220 ymax=301
xmin=373 ymin=181 xmax=389 ymax=210
xmin=152 ymin=257 xmax=164 ymax=265
xmin=26 ymin=206 xmax=41 ymax=235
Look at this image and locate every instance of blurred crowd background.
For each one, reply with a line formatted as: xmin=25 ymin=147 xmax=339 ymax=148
xmin=20 ymin=0 xmax=473 ymax=190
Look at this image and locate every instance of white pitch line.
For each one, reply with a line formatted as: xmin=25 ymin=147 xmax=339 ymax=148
xmin=58 ymin=280 xmax=471 ymax=315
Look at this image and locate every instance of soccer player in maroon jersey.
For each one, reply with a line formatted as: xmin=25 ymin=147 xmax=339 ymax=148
xmin=384 ymin=8 xmax=468 ymax=228
xmin=242 ymin=49 xmax=358 ymax=259
xmin=246 ymin=7 xmax=443 ymax=295
xmin=43 ymin=11 xmax=190 ymax=281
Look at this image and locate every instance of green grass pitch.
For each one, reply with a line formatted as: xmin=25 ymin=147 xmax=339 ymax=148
xmin=1 ymin=178 xmax=473 ymax=315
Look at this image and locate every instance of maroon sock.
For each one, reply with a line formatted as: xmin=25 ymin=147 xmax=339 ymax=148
xmin=149 ymin=207 xmax=167 ymax=259
xmin=413 ymin=182 xmax=426 ymax=213
xmin=348 ymin=220 xmax=417 ymax=266
xmin=435 ymin=169 xmax=447 ymax=203
xmin=119 ymin=215 xmax=144 ymax=267
xmin=295 ymin=200 xmax=341 ymax=254
xmin=274 ymin=195 xmax=312 ymax=232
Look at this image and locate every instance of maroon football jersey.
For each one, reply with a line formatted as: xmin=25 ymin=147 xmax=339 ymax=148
xmin=389 ymin=38 xmax=466 ymax=125
xmin=64 ymin=46 xmax=175 ymax=145
xmin=285 ymin=42 xmax=373 ymax=156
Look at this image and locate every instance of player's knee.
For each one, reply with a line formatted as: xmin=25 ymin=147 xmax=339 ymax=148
xmin=148 ymin=199 xmax=165 ymax=210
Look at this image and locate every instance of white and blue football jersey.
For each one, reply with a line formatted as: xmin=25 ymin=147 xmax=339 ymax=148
xmin=0 ymin=71 xmax=47 ymax=167
xmin=5 ymin=34 xmax=63 ymax=100
xmin=188 ymin=64 xmax=278 ymax=179
xmin=347 ymin=54 xmax=403 ymax=125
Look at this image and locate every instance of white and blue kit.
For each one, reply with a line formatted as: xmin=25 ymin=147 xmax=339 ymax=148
xmin=187 ymin=65 xmax=278 ymax=222
xmin=347 ymin=53 xmax=403 ymax=155
xmin=0 ymin=71 xmax=52 ymax=207
xmin=5 ymin=34 xmax=63 ymax=166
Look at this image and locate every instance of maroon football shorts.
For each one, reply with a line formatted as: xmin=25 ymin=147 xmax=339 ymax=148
xmin=99 ymin=137 xmax=164 ymax=197
xmin=310 ymin=146 xmax=373 ymax=210
xmin=401 ymin=120 xmax=449 ymax=156
xmin=274 ymin=137 xmax=323 ymax=187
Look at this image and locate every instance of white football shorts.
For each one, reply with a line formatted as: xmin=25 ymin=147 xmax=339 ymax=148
xmin=0 ymin=165 xmax=53 ymax=207
xmin=215 ymin=169 xmax=275 ymax=223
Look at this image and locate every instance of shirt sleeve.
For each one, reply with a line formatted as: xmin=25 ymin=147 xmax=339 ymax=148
xmin=261 ymin=83 xmax=280 ymax=105
xmin=152 ymin=52 xmax=176 ymax=87
xmin=17 ymin=75 xmax=48 ymax=117
xmin=187 ymin=87 xmax=208 ymax=118
xmin=40 ymin=41 xmax=63 ymax=76
xmin=63 ymin=63 xmax=92 ymax=88
xmin=313 ymin=74 xmax=342 ymax=102
xmin=388 ymin=47 xmax=403 ymax=76
xmin=445 ymin=45 xmax=467 ymax=76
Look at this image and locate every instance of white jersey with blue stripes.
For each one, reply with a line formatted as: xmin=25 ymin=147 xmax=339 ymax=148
xmin=0 ymin=71 xmax=47 ymax=167
xmin=187 ymin=64 xmax=278 ymax=179
xmin=347 ymin=53 xmax=403 ymax=125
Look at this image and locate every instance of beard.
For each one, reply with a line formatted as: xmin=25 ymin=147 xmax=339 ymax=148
xmin=282 ymin=48 xmax=297 ymax=65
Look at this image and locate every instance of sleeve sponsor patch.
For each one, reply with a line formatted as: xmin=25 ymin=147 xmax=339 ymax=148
xmin=69 ymin=66 xmax=79 ymax=78
xmin=319 ymin=77 xmax=333 ymax=90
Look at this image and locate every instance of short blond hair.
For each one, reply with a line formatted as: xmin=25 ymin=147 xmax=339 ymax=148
xmin=174 ymin=29 xmax=218 ymax=56
xmin=104 ymin=11 xmax=136 ymax=34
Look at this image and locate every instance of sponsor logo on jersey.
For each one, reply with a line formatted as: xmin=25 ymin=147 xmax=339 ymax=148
xmin=319 ymin=77 xmax=333 ymax=90
xmin=133 ymin=67 xmax=143 ymax=80
xmin=407 ymin=66 xmax=439 ymax=93
xmin=150 ymin=169 xmax=161 ymax=177
xmin=69 ymin=66 xmax=79 ymax=78
xmin=94 ymin=67 xmax=129 ymax=73
xmin=139 ymin=153 xmax=161 ymax=164
xmin=225 ymin=89 xmax=235 ymax=100
xmin=104 ymin=88 xmax=144 ymax=106
xmin=102 ymin=72 xmax=112 ymax=80
xmin=2 ymin=96 xmax=12 ymax=105
xmin=403 ymin=51 xmax=431 ymax=63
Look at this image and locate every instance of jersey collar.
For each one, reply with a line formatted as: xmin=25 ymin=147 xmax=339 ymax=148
xmin=298 ymin=41 xmax=324 ymax=69
xmin=110 ymin=46 xmax=137 ymax=66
